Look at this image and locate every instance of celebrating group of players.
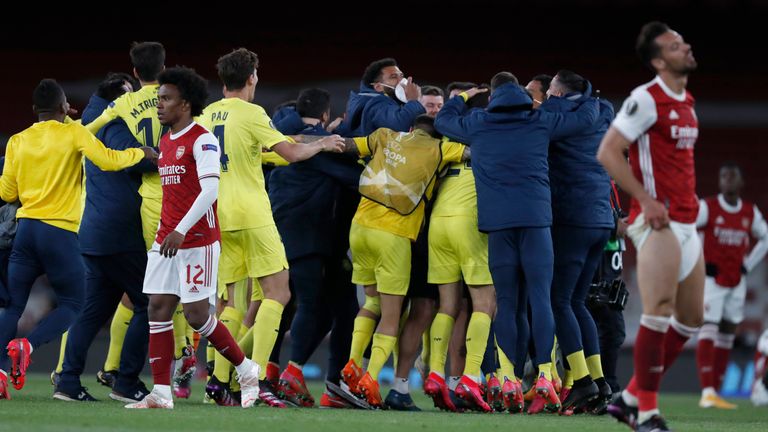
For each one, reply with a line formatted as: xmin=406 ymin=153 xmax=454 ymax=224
xmin=0 ymin=20 xmax=767 ymax=432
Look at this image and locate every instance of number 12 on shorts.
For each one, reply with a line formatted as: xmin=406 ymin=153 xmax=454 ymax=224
xmin=186 ymin=264 xmax=204 ymax=285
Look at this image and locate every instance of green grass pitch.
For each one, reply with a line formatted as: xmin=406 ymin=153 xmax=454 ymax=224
xmin=1 ymin=375 xmax=766 ymax=432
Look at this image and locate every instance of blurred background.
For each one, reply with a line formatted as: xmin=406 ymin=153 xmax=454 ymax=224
xmin=1 ymin=0 xmax=766 ymax=393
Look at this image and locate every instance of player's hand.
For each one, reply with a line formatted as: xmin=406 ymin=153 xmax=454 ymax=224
xmin=319 ymin=135 xmax=345 ymax=153
xmin=326 ymin=117 xmax=343 ymax=133
xmin=464 ymin=87 xmax=489 ymax=99
xmin=640 ymin=197 xmax=670 ymax=230
xmin=67 ymin=106 xmax=79 ymax=117
xmin=403 ymin=77 xmax=421 ymax=101
xmin=616 ymin=217 xmax=629 ymax=237
xmin=160 ymin=231 xmax=184 ymax=258
xmin=140 ymin=146 xmax=159 ymax=164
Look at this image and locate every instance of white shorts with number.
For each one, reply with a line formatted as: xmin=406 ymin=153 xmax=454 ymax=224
xmin=143 ymin=241 xmax=220 ymax=304
xmin=703 ymin=276 xmax=747 ymax=324
xmin=627 ymin=213 xmax=702 ymax=282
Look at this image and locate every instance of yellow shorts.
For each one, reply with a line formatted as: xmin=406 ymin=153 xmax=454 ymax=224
xmin=140 ymin=197 xmax=162 ymax=251
xmin=216 ymin=278 xmax=253 ymax=312
xmin=219 ymin=225 xmax=289 ymax=284
xmin=350 ymin=223 xmax=411 ymax=296
xmin=428 ymin=215 xmax=492 ymax=286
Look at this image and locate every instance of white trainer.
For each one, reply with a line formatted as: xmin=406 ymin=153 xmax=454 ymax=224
xmin=125 ymin=389 xmax=174 ymax=409
xmin=751 ymin=380 xmax=768 ymax=407
xmin=238 ymin=359 xmax=261 ymax=408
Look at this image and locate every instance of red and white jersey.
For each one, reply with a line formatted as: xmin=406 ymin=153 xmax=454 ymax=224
xmin=697 ymin=194 xmax=768 ymax=287
xmin=156 ymin=122 xmax=221 ymax=248
xmin=613 ymin=76 xmax=699 ymax=224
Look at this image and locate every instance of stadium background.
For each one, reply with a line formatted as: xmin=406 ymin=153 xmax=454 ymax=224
xmin=0 ymin=0 xmax=766 ymax=394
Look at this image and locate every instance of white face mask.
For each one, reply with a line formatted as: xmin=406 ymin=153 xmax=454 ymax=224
xmin=381 ymin=78 xmax=409 ymax=103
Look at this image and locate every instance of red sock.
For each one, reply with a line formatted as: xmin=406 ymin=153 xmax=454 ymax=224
xmin=634 ymin=324 xmax=666 ymax=411
xmin=149 ymin=321 xmax=175 ymax=386
xmin=196 ymin=316 xmax=245 ymax=366
xmin=696 ymin=338 xmax=715 ymax=389
xmin=662 ymin=322 xmax=690 ymax=371
xmin=267 ymin=362 xmax=280 ymax=381
xmin=713 ymin=346 xmax=731 ymax=390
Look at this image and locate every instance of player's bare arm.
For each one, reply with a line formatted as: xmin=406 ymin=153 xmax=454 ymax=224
xmin=271 ymin=134 xmax=344 ymax=163
xmin=597 ymin=127 xmax=669 ymax=229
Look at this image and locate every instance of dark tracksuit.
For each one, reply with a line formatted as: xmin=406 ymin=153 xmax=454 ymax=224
xmin=0 ymin=157 xmax=16 ymax=308
xmin=334 ymin=83 xmax=425 ymax=137
xmin=435 ymin=83 xmax=599 ymax=368
xmin=542 ymin=88 xmax=615 ymax=363
xmin=58 ymin=93 xmax=155 ymax=394
xmin=269 ymin=114 xmax=364 ymax=383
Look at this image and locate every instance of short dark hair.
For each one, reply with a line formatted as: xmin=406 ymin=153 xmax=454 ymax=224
xmin=158 ymin=67 xmax=209 ymax=117
xmin=421 ymin=85 xmax=444 ymax=98
xmin=491 ymin=72 xmax=519 ymax=91
xmin=97 ymin=72 xmax=135 ymax=102
xmin=33 ymin=79 xmax=65 ymax=113
xmin=531 ymin=74 xmax=552 ymax=94
xmin=720 ymin=161 xmax=743 ymax=176
xmin=130 ymin=42 xmax=165 ymax=82
xmin=412 ymin=114 xmax=441 ymax=139
xmin=466 ymin=84 xmax=491 ymax=110
xmin=217 ymin=48 xmax=259 ymax=91
xmin=554 ymin=70 xmax=587 ymax=94
xmin=296 ymin=88 xmax=331 ymax=119
xmin=636 ymin=21 xmax=670 ymax=71
xmin=446 ymin=81 xmax=477 ymax=95
xmin=362 ymin=58 xmax=397 ymax=85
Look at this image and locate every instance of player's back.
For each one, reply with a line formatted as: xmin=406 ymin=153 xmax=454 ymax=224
xmin=199 ymin=97 xmax=285 ymax=231
xmin=431 ymin=160 xmax=477 ymax=219
xmin=4 ymin=121 xmax=97 ymax=230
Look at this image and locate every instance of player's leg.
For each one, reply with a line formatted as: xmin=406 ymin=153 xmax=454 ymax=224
xmin=56 ymin=255 xmax=122 ymax=401
xmin=110 ymin=252 xmax=150 ymax=402
xmin=324 ymin=256 xmax=359 ymax=406
xmin=100 ymin=295 xmax=134 ymax=387
xmin=697 ymin=275 xmax=727 ymax=406
xmin=713 ymin=278 xmax=747 ymax=391
xmin=447 ymin=298 xmax=468 ymax=390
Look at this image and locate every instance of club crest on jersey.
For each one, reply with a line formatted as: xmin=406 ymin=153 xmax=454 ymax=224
xmin=176 ymin=146 xmax=185 ymax=160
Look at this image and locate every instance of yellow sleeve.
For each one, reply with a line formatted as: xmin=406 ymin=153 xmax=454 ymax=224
xmin=353 ymin=137 xmax=370 ymax=157
xmin=0 ymin=136 xmax=18 ymax=203
xmin=262 ymin=150 xmax=289 ymax=166
xmin=253 ymin=109 xmax=289 ymax=150
xmin=75 ymin=125 xmax=143 ymax=171
xmin=84 ymin=101 xmax=120 ymax=134
xmin=440 ymin=141 xmax=466 ymax=168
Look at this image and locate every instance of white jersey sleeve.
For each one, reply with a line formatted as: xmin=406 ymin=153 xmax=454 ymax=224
xmin=193 ymin=132 xmax=221 ymax=179
xmin=611 ymin=86 xmax=658 ymax=142
xmin=745 ymin=205 xmax=768 ymax=272
xmin=695 ymin=199 xmax=709 ymax=228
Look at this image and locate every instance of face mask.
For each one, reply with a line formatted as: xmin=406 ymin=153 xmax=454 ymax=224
xmin=381 ymin=78 xmax=409 ymax=103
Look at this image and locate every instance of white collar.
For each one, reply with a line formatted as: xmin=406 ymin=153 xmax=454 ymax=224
xmin=718 ymin=193 xmax=742 ymax=214
xmin=654 ymin=76 xmax=687 ymax=102
xmin=170 ymin=122 xmax=196 ymax=140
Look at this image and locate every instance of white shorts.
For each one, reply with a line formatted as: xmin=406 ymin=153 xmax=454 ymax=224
xmin=703 ymin=276 xmax=747 ymax=324
xmin=143 ymin=241 xmax=220 ymax=304
xmin=627 ymin=213 xmax=702 ymax=282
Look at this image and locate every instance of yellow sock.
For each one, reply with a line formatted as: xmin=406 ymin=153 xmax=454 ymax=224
xmin=350 ymin=316 xmax=377 ymax=366
xmin=421 ymin=330 xmax=431 ymax=365
xmin=551 ymin=341 xmax=561 ymax=382
xmin=103 ymin=303 xmax=133 ymax=372
xmin=538 ymin=362 xmax=553 ymax=380
xmin=463 ymin=312 xmax=491 ymax=379
xmin=497 ymin=342 xmax=516 ymax=381
xmin=565 ymin=350 xmax=589 ymax=381
xmin=55 ymin=331 xmax=68 ymax=373
xmin=564 ymin=369 xmax=574 ymax=388
xmin=206 ymin=343 xmax=215 ymax=370
xmin=251 ymin=299 xmax=284 ymax=379
xmin=172 ymin=304 xmax=187 ymax=358
xmin=213 ymin=307 xmax=244 ymax=383
xmin=237 ymin=325 xmax=253 ymax=355
xmin=586 ymin=354 xmax=605 ymax=380
xmin=428 ymin=313 xmax=455 ymax=375
xmin=368 ymin=333 xmax=397 ymax=381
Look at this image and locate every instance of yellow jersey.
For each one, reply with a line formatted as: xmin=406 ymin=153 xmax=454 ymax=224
xmin=431 ymin=159 xmax=478 ymax=218
xmin=0 ymin=120 xmax=144 ymax=232
xmin=198 ymin=97 xmax=288 ymax=231
xmin=84 ymin=84 xmax=162 ymax=199
xmin=352 ymin=129 xmax=465 ymax=240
